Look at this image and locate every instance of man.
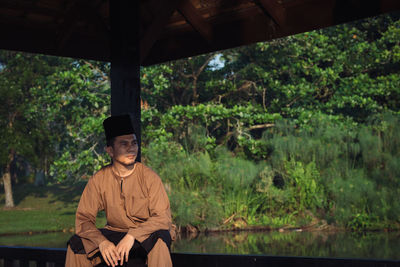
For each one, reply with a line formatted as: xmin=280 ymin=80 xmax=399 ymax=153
xmin=65 ymin=114 xmax=174 ymax=267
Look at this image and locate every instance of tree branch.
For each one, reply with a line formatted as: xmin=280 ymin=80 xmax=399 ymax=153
xmin=247 ymin=123 xmax=275 ymax=130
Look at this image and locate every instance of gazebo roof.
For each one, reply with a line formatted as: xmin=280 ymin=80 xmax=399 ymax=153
xmin=0 ymin=0 xmax=399 ymax=66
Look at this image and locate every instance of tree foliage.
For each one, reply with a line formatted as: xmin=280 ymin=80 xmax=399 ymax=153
xmin=30 ymin=61 xmax=111 ymax=181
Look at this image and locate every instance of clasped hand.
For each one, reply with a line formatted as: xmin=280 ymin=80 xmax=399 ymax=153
xmin=99 ymin=234 xmax=135 ymax=267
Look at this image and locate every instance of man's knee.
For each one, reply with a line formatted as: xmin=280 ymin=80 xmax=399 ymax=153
xmin=147 ymin=239 xmax=172 ymax=267
xmin=152 ymin=238 xmax=169 ymax=252
xmin=65 ymin=244 xmax=92 ymax=267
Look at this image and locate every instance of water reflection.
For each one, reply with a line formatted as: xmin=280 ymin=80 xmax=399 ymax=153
xmin=0 ymin=230 xmax=399 ymax=260
xmin=172 ymin=231 xmax=400 ymax=260
xmin=0 ymin=231 xmax=72 ymax=248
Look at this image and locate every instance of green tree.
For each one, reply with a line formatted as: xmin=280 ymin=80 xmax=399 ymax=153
xmin=0 ymin=51 xmax=71 ymax=207
xmin=140 ymin=13 xmax=399 ymax=162
xmin=30 ymin=60 xmax=111 ymax=182
xmin=141 ymin=53 xmax=218 ymax=110
xmin=218 ymin=12 xmax=400 ymax=120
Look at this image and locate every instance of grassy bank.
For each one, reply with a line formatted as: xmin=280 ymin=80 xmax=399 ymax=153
xmin=0 ymin=179 xmax=399 ymax=235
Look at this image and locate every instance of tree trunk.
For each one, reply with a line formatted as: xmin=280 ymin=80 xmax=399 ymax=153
xmin=192 ymin=77 xmax=198 ymax=105
xmin=2 ymin=150 xmax=15 ymax=208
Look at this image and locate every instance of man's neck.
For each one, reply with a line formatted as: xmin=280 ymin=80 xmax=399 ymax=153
xmin=111 ymin=161 xmax=136 ymax=178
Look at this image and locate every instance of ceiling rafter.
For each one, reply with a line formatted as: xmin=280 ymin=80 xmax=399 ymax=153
xmin=0 ymin=0 xmax=399 ymax=65
xmin=56 ymin=1 xmax=108 ymax=52
xmin=257 ymin=0 xmax=287 ymax=26
xmin=80 ymin=2 xmax=109 ymax=36
xmin=142 ymin=6 xmax=274 ymax=66
xmin=178 ymin=0 xmax=213 ymax=42
xmin=140 ymin=0 xmax=183 ymax=63
xmin=56 ymin=1 xmax=81 ymax=52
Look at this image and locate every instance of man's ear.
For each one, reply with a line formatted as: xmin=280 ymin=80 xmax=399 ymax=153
xmin=105 ymin=146 xmax=114 ymax=158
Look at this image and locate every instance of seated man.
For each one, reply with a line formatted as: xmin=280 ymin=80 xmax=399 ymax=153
xmin=66 ymin=114 xmax=174 ymax=267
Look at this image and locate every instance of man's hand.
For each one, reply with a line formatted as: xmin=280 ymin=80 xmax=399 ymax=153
xmin=99 ymin=240 xmax=120 ymax=267
xmin=116 ymin=234 xmax=135 ymax=265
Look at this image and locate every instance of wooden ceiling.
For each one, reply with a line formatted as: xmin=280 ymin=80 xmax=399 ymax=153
xmin=0 ymin=0 xmax=399 ymax=66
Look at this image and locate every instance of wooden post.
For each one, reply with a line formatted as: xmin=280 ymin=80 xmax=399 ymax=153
xmin=110 ymin=0 xmax=141 ymax=161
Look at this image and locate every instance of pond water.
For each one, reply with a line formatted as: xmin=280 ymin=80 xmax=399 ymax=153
xmin=0 ymin=230 xmax=399 ymax=260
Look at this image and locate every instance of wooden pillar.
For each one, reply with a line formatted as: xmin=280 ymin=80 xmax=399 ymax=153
xmin=110 ymin=0 xmax=141 ymax=161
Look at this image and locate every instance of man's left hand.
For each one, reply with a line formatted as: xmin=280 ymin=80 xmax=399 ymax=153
xmin=116 ymin=234 xmax=135 ymax=265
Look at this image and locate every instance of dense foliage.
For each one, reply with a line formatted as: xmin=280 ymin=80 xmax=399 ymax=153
xmin=1 ymin=12 xmax=399 ymax=230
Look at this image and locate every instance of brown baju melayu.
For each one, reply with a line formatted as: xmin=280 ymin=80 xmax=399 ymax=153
xmin=65 ymin=162 xmax=174 ymax=267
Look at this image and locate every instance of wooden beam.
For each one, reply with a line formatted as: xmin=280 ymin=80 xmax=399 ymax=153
xmin=140 ymin=0 xmax=182 ymax=64
xmin=178 ymin=0 xmax=213 ymax=42
xmin=258 ymin=0 xmax=287 ymax=26
xmin=1 ymin=247 xmax=400 ymax=267
xmin=0 ymin=23 xmax=109 ymax=61
xmin=110 ymin=0 xmax=141 ymax=160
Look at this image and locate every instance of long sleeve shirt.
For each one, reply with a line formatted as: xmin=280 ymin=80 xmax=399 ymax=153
xmin=75 ymin=163 xmax=172 ymax=255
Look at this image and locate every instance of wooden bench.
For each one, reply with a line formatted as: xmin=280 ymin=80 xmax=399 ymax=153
xmin=1 ymin=246 xmax=399 ymax=267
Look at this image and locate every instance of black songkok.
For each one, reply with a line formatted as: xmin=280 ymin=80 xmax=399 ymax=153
xmin=103 ymin=114 xmax=136 ymax=142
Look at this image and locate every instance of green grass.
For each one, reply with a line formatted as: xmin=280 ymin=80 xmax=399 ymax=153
xmin=0 ymin=182 xmax=106 ymax=235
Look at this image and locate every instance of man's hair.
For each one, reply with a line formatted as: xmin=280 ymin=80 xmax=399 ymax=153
xmin=106 ymin=137 xmax=116 ymax=148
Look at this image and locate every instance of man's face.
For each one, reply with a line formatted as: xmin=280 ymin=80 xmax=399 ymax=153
xmin=106 ymin=134 xmax=138 ymax=167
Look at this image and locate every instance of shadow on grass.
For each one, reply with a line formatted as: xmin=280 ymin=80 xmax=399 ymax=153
xmin=4 ymin=181 xmax=87 ymax=206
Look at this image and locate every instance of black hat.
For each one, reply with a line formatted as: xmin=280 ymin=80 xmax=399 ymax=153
xmin=103 ymin=114 xmax=136 ymax=142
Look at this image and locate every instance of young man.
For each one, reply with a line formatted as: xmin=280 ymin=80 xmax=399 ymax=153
xmin=65 ymin=114 xmax=174 ymax=267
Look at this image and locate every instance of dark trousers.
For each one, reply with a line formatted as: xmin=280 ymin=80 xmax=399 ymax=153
xmin=68 ymin=229 xmax=171 ymax=267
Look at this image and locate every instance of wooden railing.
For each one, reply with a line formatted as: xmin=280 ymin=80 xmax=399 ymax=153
xmin=0 ymin=246 xmax=65 ymax=267
xmin=1 ymin=246 xmax=400 ymax=267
